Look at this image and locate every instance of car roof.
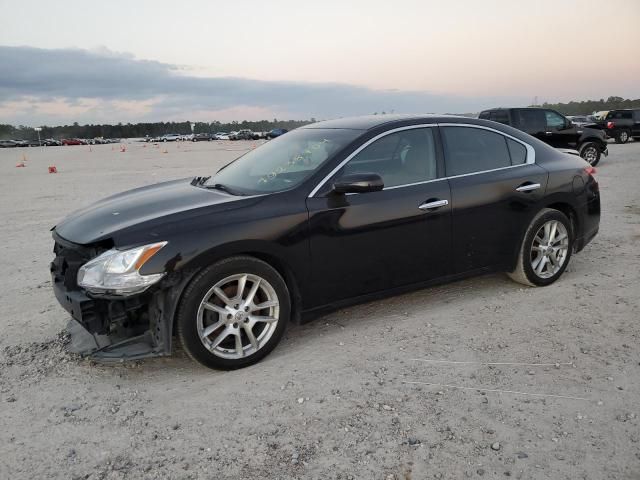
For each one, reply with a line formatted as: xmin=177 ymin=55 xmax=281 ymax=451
xmin=302 ymin=114 xmax=477 ymax=130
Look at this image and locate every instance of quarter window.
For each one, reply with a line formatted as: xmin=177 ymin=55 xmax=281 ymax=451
xmin=506 ymin=138 xmax=527 ymax=165
xmin=339 ymin=128 xmax=438 ymax=188
xmin=441 ymin=127 xmax=526 ymax=176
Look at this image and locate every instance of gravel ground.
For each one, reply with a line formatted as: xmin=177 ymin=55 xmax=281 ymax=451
xmin=0 ymin=139 xmax=638 ymax=480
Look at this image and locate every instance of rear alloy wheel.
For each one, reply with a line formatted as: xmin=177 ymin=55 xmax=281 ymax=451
xmin=177 ymin=256 xmax=290 ymax=369
xmin=579 ymin=142 xmax=600 ymax=166
xmin=615 ymin=130 xmax=630 ymax=144
xmin=508 ymin=208 xmax=573 ymax=287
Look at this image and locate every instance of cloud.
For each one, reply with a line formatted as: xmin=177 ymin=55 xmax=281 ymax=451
xmin=0 ymin=45 xmax=527 ymax=124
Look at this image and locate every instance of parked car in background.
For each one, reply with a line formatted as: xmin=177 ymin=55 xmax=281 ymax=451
xmin=479 ymin=107 xmax=608 ymax=166
xmin=50 ymin=115 xmax=600 ymax=370
xmin=230 ymin=129 xmax=254 ymax=140
xmin=192 ymin=133 xmax=212 ymax=142
xmin=0 ymin=139 xmax=18 ymax=148
xmin=160 ymin=134 xmax=183 ymax=142
xmin=62 ymin=138 xmax=84 ymax=146
xmin=590 ymin=109 xmax=640 ymax=144
xmin=213 ymin=132 xmax=230 ymax=140
xmin=267 ymin=128 xmax=288 ymax=139
xmin=566 ymin=115 xmax=590 ymax=127
xmin=43 ymin=139 xmax=62 ymax=146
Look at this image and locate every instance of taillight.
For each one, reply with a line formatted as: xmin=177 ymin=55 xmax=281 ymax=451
xmin=607 ymin=121 xmax=615 ymax=129
xmin=585 ymin=166 xmax=597 ymax=176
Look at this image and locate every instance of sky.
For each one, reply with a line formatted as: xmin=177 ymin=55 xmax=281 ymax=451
xmin=0 ymin=0 xmax=638 ymax=125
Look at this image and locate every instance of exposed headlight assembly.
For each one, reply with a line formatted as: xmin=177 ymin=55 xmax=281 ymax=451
xmin=77 ymin=242 xmax=167 ymax=295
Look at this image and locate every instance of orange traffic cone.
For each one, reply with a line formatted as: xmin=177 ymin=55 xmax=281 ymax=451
xmin=162 ymin=148 xmax=168 ymax=154
xmin=16 ymin=162 xmax=26 ymax=168
xmin=48 ymin=166 xmax=57 ymax=173
xmin=120 ymin=145 xmax=126 ymax=153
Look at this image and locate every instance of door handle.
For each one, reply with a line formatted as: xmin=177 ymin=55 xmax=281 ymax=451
xmin=545 ymin=131 xmax=553 ymax=135
xmin=516 ymin=183 xmax=541 ymax=192
xmin=418 ymin=199 xmax=449 ymax=210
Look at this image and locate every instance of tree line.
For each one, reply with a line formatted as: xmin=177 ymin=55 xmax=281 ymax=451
xmin=537 ymin=96 xmax=640 ymax=115
xmin=0 ymin=119 xmax=316 ymax=141
xmin=2 ymin=96 xmax=639 ymax=140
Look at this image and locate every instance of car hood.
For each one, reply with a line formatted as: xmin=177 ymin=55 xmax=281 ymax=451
xmin=54 ymin=178 xmax=258 ymax=245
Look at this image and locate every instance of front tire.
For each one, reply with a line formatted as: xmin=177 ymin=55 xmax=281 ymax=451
xmin=579 ymin=142 xmax=600 ymax=166
xmin=508 ymin=208 xmax=573 ymax=287
xmin=177 ymin=256 xmax=290 ymax=370
xmin=615 ymin=129 xmax=630 ymax=144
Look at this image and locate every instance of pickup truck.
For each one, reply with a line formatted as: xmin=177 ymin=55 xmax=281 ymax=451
xmin=589 ymin=109 xmax=640 ymax=144
xmin=479 ymin=107 xmax=608 ymax=166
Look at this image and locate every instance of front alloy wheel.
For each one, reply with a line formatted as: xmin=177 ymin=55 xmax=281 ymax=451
xmin=580 ymin=143 xmax=600 ymax=166
xmin=177 ymin=256 xmax=290 ymax=369
xmin=196 ymin=273 xmax=280 ymax=359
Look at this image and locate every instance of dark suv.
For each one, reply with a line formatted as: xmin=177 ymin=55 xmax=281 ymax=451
xmin=479 ymin=108 xmax=608 ymax=166
xmin=594 ymin=109 xmax=640 ymax=144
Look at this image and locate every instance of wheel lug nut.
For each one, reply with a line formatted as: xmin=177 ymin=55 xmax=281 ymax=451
xmin=233 ymin=322 xmax=238 ymax=328
xmin=244 ymin=306 xmax=249 ymax=312
xmin=234 ymin=304 xmax=239 ymax=309
xmin=244 ymin=318 xmax=249 ymax=323
xmin=227 ymin=314 xmax=233 ymax=319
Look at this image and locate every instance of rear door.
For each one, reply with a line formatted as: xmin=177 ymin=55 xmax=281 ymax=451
xmin=440 ymin=124 xmax=548 ymax=273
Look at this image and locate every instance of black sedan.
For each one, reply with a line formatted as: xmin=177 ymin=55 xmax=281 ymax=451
xmin=50 ymin=115 xmax=600 ymax=369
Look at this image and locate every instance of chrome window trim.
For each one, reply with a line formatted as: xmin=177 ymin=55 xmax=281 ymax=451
xmin=307 ymin=122 xmax=536 ymax=198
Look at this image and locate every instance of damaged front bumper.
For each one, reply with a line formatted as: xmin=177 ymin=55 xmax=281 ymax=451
xmin=52 ymin=276 xmax=175 ymax=361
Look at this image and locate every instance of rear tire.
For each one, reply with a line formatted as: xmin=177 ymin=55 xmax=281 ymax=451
xmin=177 ymin=256 xmax=290 ymax=370
xmin=508 ymin=208 xmax=573 ymax=287
xmin=615 ymin=129 xmax=630 ymax=144
xmin=579 ymin=142 xmax=600 ymax=166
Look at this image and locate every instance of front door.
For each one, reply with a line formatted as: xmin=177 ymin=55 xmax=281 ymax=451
xmin=305 ymin=126 xmax=452 ymax=308
xmin=544 ymin=109 xmax=580 ymax=149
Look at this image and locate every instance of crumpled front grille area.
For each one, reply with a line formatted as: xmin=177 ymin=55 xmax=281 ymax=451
xmin=50 ymin=234 xmax=109 ymax=291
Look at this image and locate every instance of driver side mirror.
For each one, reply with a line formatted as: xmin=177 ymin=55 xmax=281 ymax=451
xmin=332 ymin=173 xmax=384 ymax=194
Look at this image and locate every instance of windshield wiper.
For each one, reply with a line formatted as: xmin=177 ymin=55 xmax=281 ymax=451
xmin=206 ymin=183 xmax=244 ymax=196
xmin=190 ymin=176 xmax=210 ymax=186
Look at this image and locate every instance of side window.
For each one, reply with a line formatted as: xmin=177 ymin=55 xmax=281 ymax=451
xmin=545 ymin=110 xmax=567 ymax=128
xmin=441 ymin=127 xmax=513 ymax=176
xmin=621 ymin=111 xmax=633 ymax=120
xmin=515 ymin=109 xmax=546 ymax=133
xmin=339 ymin=128 xmax=438 ymax=188
xmin=506 ymin=138 xmax=527 ymax=165
xmin=492 ymin=110 xmax=510 ymax=125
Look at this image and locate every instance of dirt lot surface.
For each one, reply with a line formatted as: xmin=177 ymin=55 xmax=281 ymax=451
xmin=0 ymin=139 xmax=638 ymax=480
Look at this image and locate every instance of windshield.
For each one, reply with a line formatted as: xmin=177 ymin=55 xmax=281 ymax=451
xmin=208 ymin=128 xmax=360 ymax=194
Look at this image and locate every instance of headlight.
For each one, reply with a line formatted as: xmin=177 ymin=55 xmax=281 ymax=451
xmin=77 ymin=242 xmax=167 ymax=295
